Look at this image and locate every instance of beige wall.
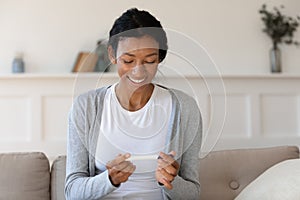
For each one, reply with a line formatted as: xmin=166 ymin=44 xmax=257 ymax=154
xmin=0 ymin=0 xmax=299 ymax=74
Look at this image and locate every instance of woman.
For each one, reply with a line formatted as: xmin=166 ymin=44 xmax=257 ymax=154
xmin=65 ymin=8 xmax=202 ymax=200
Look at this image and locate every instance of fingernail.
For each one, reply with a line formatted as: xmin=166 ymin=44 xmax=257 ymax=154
xmin=125 ymin=153 xmax=130 ymax=158
xmin=169 ymin=151 xmax=176 ymax=157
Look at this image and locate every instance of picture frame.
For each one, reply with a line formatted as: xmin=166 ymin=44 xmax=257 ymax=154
xmin=72 ymin=52 xmax=98 ymax=72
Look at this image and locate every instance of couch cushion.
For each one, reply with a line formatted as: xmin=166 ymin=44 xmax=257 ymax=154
xmin=235 ymin=158 xmax=300 ymax=200
xmin=51 ymin=155 xmax=66 ymax=200
xmin=0 ymin=152 xmax=50 ymax=200
xmin=199 ymin=146 xmax=299 ymax=200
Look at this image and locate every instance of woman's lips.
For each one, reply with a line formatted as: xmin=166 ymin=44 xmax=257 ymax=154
xmin=127 ymin=76 xmax=146 ymax=84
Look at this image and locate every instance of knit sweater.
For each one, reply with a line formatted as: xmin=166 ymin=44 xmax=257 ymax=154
xmin=65 ymin=85 xmax=202 ymax=200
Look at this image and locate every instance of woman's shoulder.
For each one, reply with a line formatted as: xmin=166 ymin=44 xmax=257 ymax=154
xmin=157 ymin=85 xmax=197 ymax=105
xmin=156 ymin=84 xmax=199 ymax=113
xmin=75 ymin=86 xmax=109 ymax=101
xmin=72 ymin=86 xmax=109 ymax=110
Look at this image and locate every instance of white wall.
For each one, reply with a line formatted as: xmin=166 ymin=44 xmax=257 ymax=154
xmin=1 ymin=74 xmax=300 ymax=158
xmin=0 ymin=0 xmax=299 ymax=74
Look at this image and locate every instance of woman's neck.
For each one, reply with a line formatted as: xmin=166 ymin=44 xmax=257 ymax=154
xmin=115 ymin=83 xmax=154 ymax=111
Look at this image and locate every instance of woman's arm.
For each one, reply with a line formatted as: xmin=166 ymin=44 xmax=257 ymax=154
xmin=64 ymin=94 xmax=118 ymax=200
xmin=163 ymin=95 xmax=202 ymax=200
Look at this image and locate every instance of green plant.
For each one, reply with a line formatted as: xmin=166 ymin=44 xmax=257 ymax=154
xmin=259 ymin=4 xmax=300 ymax=49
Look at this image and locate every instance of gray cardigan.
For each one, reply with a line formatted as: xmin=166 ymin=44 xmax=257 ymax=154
xmin=65 ymin=85 xmax=202 ymax=200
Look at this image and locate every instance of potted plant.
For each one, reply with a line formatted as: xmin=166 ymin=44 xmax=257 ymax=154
xmin=259 ymin=4 xmax=299 ymax=73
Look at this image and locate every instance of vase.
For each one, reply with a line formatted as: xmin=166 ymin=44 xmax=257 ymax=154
xmin=269 ymin=47 xmax=281 ymax=73
xmin=94 ymin=40 xmax=111 ymax=72
xmin=12 ymin=54 xmax=25 ymax=73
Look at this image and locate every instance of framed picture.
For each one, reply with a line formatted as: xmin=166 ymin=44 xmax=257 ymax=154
xmin=72 ymin=52 xmax=98 ymax=72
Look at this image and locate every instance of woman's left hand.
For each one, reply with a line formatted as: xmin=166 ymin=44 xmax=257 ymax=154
xmin=155 ymin=151 xmax=179 ymax=190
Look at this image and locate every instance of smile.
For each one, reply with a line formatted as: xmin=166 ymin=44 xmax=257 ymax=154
xmin=127 ymin=76 xmax=146 ymax=84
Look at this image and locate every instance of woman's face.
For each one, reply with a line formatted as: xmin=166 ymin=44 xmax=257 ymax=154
xmin=109 ymin=35 xmax=160 ymax=90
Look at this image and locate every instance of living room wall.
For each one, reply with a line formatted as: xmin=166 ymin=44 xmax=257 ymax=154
xmin=0 ymin=0 xmax=299 ymax=74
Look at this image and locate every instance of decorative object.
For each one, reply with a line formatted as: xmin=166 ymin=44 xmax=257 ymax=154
xmin=94 ymin=39 xmax=111 ymax=72
xmin=12 ymin=53 xmax=25 ymax=73
xmin=72 ymin=52 xmax=98 ymax=72
xmin=259 ymin=4 xmax=300 ymax=73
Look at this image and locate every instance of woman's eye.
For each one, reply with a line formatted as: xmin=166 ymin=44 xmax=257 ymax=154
xmin=123 ymin=60 xmax=133 ymax=64
xmin=145 ymin=61 xmax=156 ymax=64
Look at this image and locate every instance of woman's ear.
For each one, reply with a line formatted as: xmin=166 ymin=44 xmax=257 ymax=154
xmin=107 ymin=45 xmax=117 ymax=64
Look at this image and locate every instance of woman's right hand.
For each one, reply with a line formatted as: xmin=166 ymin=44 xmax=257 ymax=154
xmin=106 ymin=153 xmax=136 ymax=187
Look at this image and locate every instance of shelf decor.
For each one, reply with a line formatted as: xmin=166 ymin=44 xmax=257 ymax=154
xmin=72 ymin=52 xmax=98 ymax=72
xmin=259 ymin=4 xmax=300 ymax=73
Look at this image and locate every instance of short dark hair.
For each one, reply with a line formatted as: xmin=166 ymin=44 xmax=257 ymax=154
xmin=108 ymin=8 xmax=168 ymax=62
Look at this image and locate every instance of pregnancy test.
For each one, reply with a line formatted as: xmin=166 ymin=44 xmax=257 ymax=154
xmin=126 ymin=155 xmax=158 ymax=161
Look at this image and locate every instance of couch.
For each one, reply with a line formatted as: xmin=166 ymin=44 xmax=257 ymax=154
xmin=0 ymin=146 xmax=298 ymax=200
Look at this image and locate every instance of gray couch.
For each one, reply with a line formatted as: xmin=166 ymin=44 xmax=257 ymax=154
xmin=0 ymin=146 xmax=298 ymax=200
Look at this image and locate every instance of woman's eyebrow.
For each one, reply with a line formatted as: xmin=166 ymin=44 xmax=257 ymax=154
xmin=123 ymin=52 xmax=158 ymax=57
xmin=123 ymin=52 xmax=135 ymax=57
xmin=145 ymin=52 xmax=158 ymax=57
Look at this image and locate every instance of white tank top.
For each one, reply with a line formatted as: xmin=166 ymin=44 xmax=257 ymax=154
xmin=95 ymin=83 xmax=172 ymax=199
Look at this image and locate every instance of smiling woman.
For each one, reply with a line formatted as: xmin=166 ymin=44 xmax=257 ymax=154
xmin=65 ymin=8 xmax=202 ymax=200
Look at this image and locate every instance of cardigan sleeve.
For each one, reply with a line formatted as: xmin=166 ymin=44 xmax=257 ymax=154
xmin=162 ymin=93 xmax=202 ymax=200
xmin=64 ymin=93 xmax=118 ymax=200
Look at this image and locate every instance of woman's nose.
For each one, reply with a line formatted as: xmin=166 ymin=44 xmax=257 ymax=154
xmin=131 ymin=64 xmax=146 ymax=77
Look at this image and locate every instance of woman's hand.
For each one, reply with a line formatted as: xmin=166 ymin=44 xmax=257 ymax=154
xmin=155 ymin=151 xmax=180 ymax=190
xmin=106 ymin=153 xmax=136 ymax=187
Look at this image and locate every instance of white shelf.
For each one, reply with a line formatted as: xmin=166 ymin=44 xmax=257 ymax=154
xmin=0 ymin=72 xmax=300 ymax=79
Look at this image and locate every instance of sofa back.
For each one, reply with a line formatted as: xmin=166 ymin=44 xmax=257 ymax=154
xmin=199 ymin=146 xmax=299 ymax=200
xmin=51 ymin=156 xmax=66 ymax=200
xmin=0 ymin=146 xmax=298 ymax=200
xmin=0 ymin=152 xmax=50 ymax=200
xmin=52 ymin=146 xmax=299 ymax=200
